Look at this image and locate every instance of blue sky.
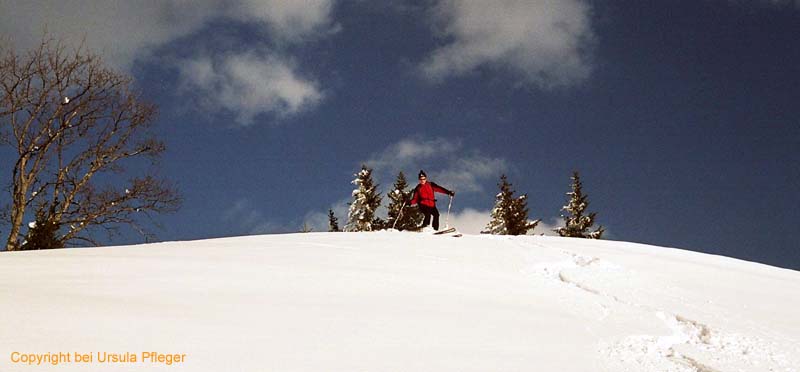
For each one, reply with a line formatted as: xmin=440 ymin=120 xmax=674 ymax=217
xmin=1 ymin=0 xmax=799 ymax=269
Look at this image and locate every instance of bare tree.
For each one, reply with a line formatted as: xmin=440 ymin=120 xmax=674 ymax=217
xmin=1 ymin=36 xmax=180 ymax=250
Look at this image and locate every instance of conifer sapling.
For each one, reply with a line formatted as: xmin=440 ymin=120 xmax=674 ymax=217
xmin=345 ymin=165 xmax=382 ymax=232
xmin=328 ymin=209 xmax=340 ymax=232
xmin=485 ymin=175 xmax=540 ymax=235
xmin=386 ymin=172 xmax=423 ymax=231
xmin=556 ymin=171 xmax=604 ymax=239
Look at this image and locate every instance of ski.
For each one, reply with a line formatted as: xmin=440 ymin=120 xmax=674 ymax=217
xmin=436 ymin=228 xmax=462 ymax=237
xmin=404 ymin=227 xmax=461 ymax=236
xmin=433 ymin=227 xmax=457 ymax=235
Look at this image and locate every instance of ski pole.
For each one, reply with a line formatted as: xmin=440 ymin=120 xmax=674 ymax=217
xmin=392 ymin=200 xmax=407 ymax=230
xmin=445 ymin=194 xmax=453 ymax=229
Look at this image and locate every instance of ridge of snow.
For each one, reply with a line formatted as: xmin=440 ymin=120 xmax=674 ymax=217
xmin=1 ymin=233 xmax=798 ymax=371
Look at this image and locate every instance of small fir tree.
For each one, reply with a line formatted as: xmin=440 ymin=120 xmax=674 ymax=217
xmin=485 ymin=175 xmax=540 ymax=235
xmin=345 ymin=165 xmax=382 ymax=232
xmin=328 ymin=209 xmax=340 ymax=232
xmin=386 ymin=172 xmax=423 ymax=231
xmin=21 ymin=206 xmax=62 ymax=250
xmin=556 ymin=171 xmax=604 ymax=239
xmin=371 ymin=215 xmax=387 ymax=231
xmin=508 ymin=193 xmax=540 ymax=236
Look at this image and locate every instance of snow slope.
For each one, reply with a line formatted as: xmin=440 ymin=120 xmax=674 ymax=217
xmin=1 ymin=232 xmax=798 ymax=371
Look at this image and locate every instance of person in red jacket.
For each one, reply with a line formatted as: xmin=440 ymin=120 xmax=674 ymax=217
xmin=409 ymin=170 xmax=454 ymax=231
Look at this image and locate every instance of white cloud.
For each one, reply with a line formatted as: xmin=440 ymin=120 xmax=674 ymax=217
xmin=226 ymin=198 xmax=353 ymax=235
xmin=303 ymin=199 xmax=350 ymax=232
xmin=436 ymin=156 xmax=507 ymax=194
xmin=446 ymin=208 xmax=490 ymax=234
xmin=178 ymin=52 xmax=324 ymax=125
xmin=369 ymin=138 xmax=460 ymax=171
xmin=0 ymin=1 xmax=200 ymax=69
xmin=308 ymin=138 xmax=586 ymax=236
xmin=230 ymin=0 xmax=339 ymax=42
xmin=367 ymin=137 xmax=507 ymax=193
xmin=756 ymin=0 xmax=800 ymax=7
xmin=304 ymin=137 xmax=506 ymax=232
xmin=447 ymin=209 xmax=561 ymax=235
xmin=420 ymin=0 xmax=595 ymax=88
xmin=0 ymin=0 xmax=336 ymax=69
xmin=224 ymin=199 xmax=295 ymax=234
xmin=0 ymin=1 xmax=335 ymax=125
xmin=535 ymin=217 xmax=562 ymax=237
xmin=727 ymin=0 xmax=800 ymax=7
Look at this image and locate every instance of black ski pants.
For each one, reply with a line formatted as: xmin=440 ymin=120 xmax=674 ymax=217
xmin=419 ymin=204 xmax=440 ymax=230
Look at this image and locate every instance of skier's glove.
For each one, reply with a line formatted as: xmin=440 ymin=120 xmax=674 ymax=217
xmin=448 ymin=191 xmax=455 ymax=196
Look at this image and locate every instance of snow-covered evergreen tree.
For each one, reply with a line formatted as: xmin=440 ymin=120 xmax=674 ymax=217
xmin=485 ymin=175 xmax=540 ymax=235
xmin=328 ymin=209 xmax=340 ymax=232
xmin=371 ymin=215 xmax=387 ymax=231
xmin=345 ymin=165 xmax=382 ymax=232
xmin=20 ymin=206 xmax=61 ymax=250
xmin=485 ymin=176 xmax=512 ymax=235
xmin=386 ymin=172 xmax=423 ymax=231
xmin=508 ymin=193 xmax=540 ymax=236
xmin=556 ymin=171 xmax=604 ymax=239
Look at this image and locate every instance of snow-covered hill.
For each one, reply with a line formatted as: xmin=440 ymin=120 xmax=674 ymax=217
xmin=1 ymin=232 xmax=798 ymax=371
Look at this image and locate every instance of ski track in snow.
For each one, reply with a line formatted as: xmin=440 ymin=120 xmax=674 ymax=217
xmin=512 ymin=237 xmax=798 ymax=372
xmin=3 ymin=233 xmax=797 ymax=372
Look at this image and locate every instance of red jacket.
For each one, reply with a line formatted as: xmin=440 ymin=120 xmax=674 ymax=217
xmin=410 ymin=182 xmax=452 ymax=207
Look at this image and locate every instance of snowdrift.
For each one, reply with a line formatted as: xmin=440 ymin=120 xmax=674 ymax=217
xmin=1 ymin=232 xmax=798 ymax=371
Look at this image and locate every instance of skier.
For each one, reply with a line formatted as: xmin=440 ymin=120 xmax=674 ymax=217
xmin=409 ymin=170 xmax=454 ymax=231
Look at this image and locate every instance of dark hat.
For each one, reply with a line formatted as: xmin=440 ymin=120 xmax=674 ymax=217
xmin=418 ymin=170 xmax=427 ymax=179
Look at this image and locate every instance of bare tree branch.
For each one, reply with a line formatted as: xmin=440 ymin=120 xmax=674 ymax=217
xmin=1 ymin=35 xmax=181 ymax=250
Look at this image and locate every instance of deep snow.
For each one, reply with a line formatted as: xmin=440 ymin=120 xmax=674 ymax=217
xmin=1 ymin=232 xmax=798 ymax=371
